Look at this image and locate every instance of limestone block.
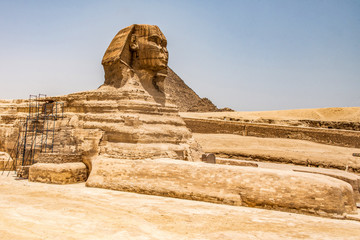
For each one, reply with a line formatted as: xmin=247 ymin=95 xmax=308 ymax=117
xmin=0 ymin=160 xmax=12 ymax=170
xmin=215 ymin=158 xmax=258 ymax=167
xmin=36 ymin=153 xmax=82 ymax=164
xmin=29 ymin=162 xmax=87 ymax=184
xmin=0 ymin=152 xmax=13 ymax=170
xmin=193 ymin=133 xmax=360 ymax=172
xmin=201 ymin=153 xmax=216 ymax=163
xmin=17 ymin=166 xmax=30 ymax=179
xmin=293 ymin=167 xmax=360 ymax=203
xmin=183 ymin=117 xmax=360 ymax=149
xmin=86 ymin=158 xmax=357 ymax=217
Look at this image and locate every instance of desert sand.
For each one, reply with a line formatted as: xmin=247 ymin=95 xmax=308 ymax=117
xmin=181 ymin=107 xmax=360 ymax=122
xmin=1 ymin=173 xmax=360 ymax=240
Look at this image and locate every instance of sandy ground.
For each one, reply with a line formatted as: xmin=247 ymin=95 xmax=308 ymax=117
xmin=193 ymin=133 xmax=360 ymax=170
xmin=181 ymin=107 xmax=360 ymax=122
xmin=1 ymin=107 xmax=360 ymax=239
xmin=1 ymin=174 xmax=360 ymax=240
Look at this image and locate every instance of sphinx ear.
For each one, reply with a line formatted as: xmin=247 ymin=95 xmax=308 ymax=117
xmin=130 ymin=35 xmax=139 ymax=51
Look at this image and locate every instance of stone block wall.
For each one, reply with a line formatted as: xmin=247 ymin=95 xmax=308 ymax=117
xmin=29 ymin=153 xmax=88 ymax=184
xmin=36 ymin=153 xmax=82 ymax=164
xmin=184 ymin=118 xmax=360 ymax=148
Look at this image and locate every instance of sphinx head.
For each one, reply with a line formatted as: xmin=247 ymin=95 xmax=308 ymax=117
xmin=102 ymin=24 xmax=168 ymax=89
xmin=130 ymin=25 xmax=168 ymax=71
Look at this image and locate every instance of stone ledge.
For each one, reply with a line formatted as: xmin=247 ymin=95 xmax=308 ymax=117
xmin=293 ymin=168 xmax=360 ymax=203
xmin=36 ymin=153 xmax=82 ymax=164
xmin=183 ymin=117 xmax=360 ymax=148
xmin=215 ymin=158 xmax=258 ymax=167
xmin=86 ymin=158 xmax=356 ymax=218
xmin=29 ymin=162 xmax=88 ymax=184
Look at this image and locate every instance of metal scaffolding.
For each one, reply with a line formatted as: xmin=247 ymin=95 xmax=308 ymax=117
xmin=2 ymin=94 xmax=64 ymax=176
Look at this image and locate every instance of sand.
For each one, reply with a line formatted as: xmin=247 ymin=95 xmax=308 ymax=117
xmin=181 ymin=107 xmax=360 ymax=122
xmin=1 ymin=173 xmax=360 ymax=240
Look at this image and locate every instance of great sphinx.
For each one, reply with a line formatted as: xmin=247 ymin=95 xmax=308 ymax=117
xmin=0 ymin=25 xmax=357 ymax=218
xmin=3 ymin=24 xmax=202 ymax=184
xmin=89 ymin=24 xmax=202 ymax=162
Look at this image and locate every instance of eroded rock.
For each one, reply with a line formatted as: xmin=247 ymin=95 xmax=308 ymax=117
xmin=86 ymin=158 xmax=357 ymax=217
xmin=29 ymin=162 xmax=87 ymax=184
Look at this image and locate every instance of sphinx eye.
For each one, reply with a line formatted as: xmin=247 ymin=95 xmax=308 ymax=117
xmin=149 ymin=35 xmax=161 ymax=45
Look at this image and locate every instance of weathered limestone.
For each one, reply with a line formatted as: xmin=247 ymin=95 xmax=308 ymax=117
xmin=183 ymin=117 xmax=360 ymax=148
xmin=59 ymin=91 xmax=202 ymax=163
xmin=29 ymin=162 xmax=87 ymax=184
xmin=102 ymin=24 xmax=168 ymax=89
xmin=0 ymin=103 xmax=23 ymax=154
xmin=17 ymin=166 xmax=30 ymax=179
xmin=58 ymin=24 xmax=203 ymax=171
xmin=201 ymin=153 xmax=216 ymax=163
xmin=194 ymin=133 xmax=360 ymax=173
xmin=0 ymin=152 xmax=13 ymax=171
xmin=28 ymin=153 xmax=87 ymax=184
xmin=86 ymin=158 xmax=357 ymax=217
xmin=36 ymin=153 xmax=82 ymax=164
xmin=293 ymin=167 xmax=360 ymax=203
xmin=215 ymin=158 xmax=258 ymax=167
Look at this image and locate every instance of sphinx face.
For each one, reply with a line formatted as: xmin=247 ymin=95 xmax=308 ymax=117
xmin=102 ymin=25 xmax=169 ymax=89
xmin=131 ymin=26 xmax=168 ymax=71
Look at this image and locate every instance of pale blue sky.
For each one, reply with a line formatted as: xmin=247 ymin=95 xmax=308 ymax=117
xmin=0 ymin=0 xmax=359 ymax=111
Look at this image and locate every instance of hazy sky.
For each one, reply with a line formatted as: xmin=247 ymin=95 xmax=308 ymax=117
xmin=0 ymin=0 xmax=359 ymax=111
